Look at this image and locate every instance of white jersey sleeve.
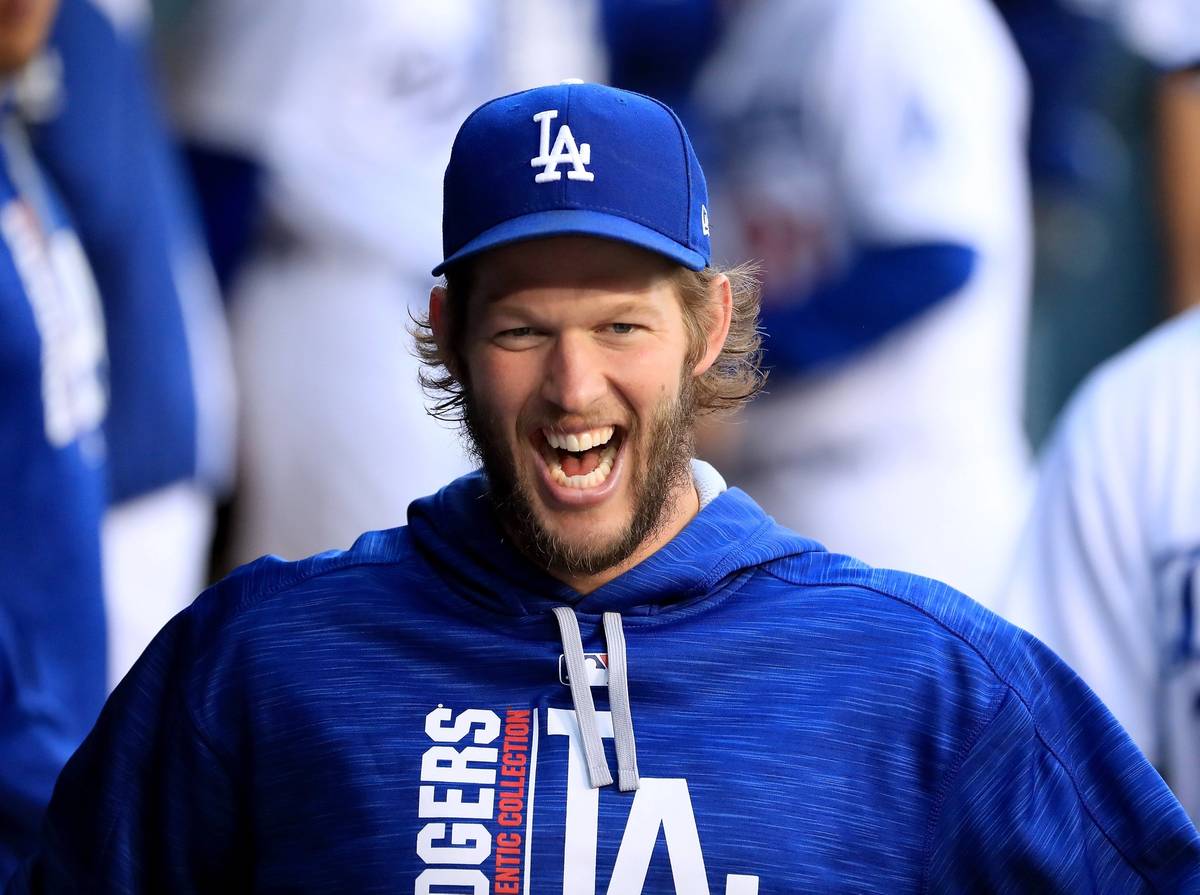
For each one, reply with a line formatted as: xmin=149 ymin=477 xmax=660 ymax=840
xmin=812 ymin=0 xmax=1029 ymax=245
xmin=998 ymin=308 xmax=1200 ymax=823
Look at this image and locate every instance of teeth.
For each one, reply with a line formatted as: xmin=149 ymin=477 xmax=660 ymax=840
xmin=545 ymin=440 xmax=618 ymax=489
xmin=544 ymin=425 xmax=614 ymax=452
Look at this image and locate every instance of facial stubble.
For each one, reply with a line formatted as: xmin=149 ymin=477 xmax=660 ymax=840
xmin=462 ymin=373 xmax=698 ymax=580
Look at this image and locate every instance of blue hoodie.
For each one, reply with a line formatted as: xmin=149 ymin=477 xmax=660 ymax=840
xmin=9 ymin=470 xmax=1199 ymax=893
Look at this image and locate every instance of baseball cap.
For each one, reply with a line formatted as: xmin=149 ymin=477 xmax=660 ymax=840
xmin=432 ymin=80 xmax=711 ymax=276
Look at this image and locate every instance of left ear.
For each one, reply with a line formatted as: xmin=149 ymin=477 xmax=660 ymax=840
xmin=692 ymin=273 xmax=733 ymax=377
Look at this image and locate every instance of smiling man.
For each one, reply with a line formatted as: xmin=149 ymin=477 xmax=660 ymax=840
xmin=8 ymin=82 xmax=1200 ymax=894
xmin=429 ymin=236 xmax=738 ymax=593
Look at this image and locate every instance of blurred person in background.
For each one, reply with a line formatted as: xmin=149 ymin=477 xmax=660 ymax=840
xmin=16 ymin=0 xmax=235 ymax=689
xmin=1003 ymin=0 xmax=1200 ymax=446
xmin=998 ymin=304 xmax=1200 ymax=825
xmin=689 ymin=0 xmax=1032 ymax=601
xmin=1069 ymin=0 xmax=1200 ymax=317
xmin=1159 ymin=65 xmax=1200 ymax=314
xmin=0 ymin=0 xmax=109 ymax=879
xmin=997 ymin=18 xmax=1200 ymax=822
xmin=159 ymin=0 xmax=602 ymax=568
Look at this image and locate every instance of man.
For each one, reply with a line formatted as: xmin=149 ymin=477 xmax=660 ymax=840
xmin=691 ymin=0 xmax=1032 ymax=603
xmin=999 ymin=307 xmax=1200 ymax=825
xmin=9 ymin=82 xmax=1199 ymax=893
xmin=0 ymin=0 xmax=109 ymax=879
xmin=18 ymin=0 xmax=236 ymax=688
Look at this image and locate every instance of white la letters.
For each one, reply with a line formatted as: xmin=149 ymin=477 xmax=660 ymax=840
xmin=531 ymin=110 xmax=595 ymax=183
xmin=547 ymin=708 xmax=759 ymax=895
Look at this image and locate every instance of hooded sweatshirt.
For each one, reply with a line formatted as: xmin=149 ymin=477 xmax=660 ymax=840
xmin=8 ymin=469 xmax=1200 ymax=893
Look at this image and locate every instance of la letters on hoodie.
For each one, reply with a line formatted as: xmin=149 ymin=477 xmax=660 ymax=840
xmin=8 ymin=473 xmax=1200 ymax=893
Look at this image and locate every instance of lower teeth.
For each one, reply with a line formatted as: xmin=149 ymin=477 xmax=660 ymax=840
xmin=547 ymin=442 xmax=617 ymax=488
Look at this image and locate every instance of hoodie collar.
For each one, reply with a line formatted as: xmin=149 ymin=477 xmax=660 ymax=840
xmin=407 ymin=465 xmax=820 ymax=622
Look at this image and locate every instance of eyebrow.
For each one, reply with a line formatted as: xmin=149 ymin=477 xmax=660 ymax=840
xmin=479 ymin=287 xmax=664 ymax=319
xmin=602 ymin=298 xmax=663 ymax=320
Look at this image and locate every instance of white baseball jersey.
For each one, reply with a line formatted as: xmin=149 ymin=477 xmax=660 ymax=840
xmin=999 ymin=308 xmax=1200 ymax=824
xmin=694 ymin=0 xmax=1033 ymax=601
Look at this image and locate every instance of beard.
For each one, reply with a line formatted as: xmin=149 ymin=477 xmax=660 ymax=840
xmin=462 ymin=376 xmax=698 ymax=580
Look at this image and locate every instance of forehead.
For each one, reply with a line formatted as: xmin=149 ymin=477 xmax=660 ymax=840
xmin=466 ymin=236 xmax=678 ymax=305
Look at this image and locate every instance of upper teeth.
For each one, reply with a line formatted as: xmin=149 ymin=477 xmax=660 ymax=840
xmin=544 ymin=426 xmax=614 ymax=452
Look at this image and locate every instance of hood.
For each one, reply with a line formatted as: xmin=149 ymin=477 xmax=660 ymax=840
xmin=407 ymin=466 xmax=825 ymax=794
xmin=406 ymin=468 xmax=822 ymax=623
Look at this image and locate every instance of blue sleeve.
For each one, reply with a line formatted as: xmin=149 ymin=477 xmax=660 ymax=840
xmin=927 ymin=684 xmax=1200 ymax=892
xmin=760 ymin=242 xmax=976 ymax=378
xmin=4 ymin=606 xmax=244 ymax=893
xmin=29 ymin=0 xmax=208 ymax=501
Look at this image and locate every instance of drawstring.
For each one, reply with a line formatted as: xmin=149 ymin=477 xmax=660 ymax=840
xmin=551 ymin=607 xmax=640 ymax=792
xmin=603 ymin=611 xmax=640 ymax=791
xmin=551 ymin=607 xmax=613 ymax=788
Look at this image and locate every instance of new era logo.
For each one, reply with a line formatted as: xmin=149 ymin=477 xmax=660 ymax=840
xmin=531 ymin=109 xmax=594 ymax=183
xmin=559 ymin=653 xmax=609 ymax=687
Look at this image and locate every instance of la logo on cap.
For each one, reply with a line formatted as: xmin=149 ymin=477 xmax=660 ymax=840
xmin=531 ymin=108 xmax=594 ymax=183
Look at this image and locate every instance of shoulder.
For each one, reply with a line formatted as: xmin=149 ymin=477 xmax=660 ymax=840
xmin=1073 ymin=308 xmax=1200 ymax=414
xmin=760 ymin=549 xmax=1200 ymax=879
xmin=179 ymin=525 xmax=435 ymax=663
xmin=1076 ymin=308 xmax=1198 ymax=405
xmin=764 ymin=548 xmax=1021 ymax=661
xmin=760 ymin=547 xmax=1115 ymax=755
xmin=1049 ymin=309 xmax=1200 ymax=489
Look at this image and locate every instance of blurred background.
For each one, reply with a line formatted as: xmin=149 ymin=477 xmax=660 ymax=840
xmin=1 ymin=0 xmax=1197 ymax=875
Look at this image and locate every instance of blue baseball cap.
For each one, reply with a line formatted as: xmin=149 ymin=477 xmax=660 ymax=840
xmin=433 ymin=80 xmax=711 ymax=276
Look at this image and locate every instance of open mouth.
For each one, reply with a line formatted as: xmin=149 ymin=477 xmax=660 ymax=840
xmin=537 ymin=425 xmax=622 ymax=489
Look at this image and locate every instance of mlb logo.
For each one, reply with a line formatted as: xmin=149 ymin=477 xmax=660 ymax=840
xmin=559 ymin=653 xmax=609 ymax=687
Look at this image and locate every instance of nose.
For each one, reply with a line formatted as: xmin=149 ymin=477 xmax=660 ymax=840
xmin=541 ymin=330 xmax=607 ymax=413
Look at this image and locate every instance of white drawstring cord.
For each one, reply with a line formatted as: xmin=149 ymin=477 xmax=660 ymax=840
xmin=552 ymin=607 xmax=613 ymax=788
xmin=603 ymin=611 xmax=640 ymax=792
xmin=552 ymin=607 xmax=641 ymax=791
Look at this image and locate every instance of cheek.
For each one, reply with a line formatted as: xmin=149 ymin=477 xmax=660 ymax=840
xmin=615 ymin=346 xmax=688 ymax=402
xmin=468 ymin=351 xmax=537 ymax=420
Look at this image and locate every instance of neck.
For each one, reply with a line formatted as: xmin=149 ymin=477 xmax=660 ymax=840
xmin=556 ymin=478 xmax=701 ymax=595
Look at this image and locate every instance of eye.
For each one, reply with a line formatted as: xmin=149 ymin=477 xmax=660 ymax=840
xmin=491 ymin=325 xmax=544 ymax=349
xmin=608 ymin=323 xmax=636 ymax=335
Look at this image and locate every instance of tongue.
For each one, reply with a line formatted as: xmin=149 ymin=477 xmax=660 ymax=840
xmin=561 ymin=447 xmax=602 ymax=477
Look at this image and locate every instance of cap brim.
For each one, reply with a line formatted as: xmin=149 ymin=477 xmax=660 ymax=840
xmin=432 ymin=209 xmax=707 ymax=276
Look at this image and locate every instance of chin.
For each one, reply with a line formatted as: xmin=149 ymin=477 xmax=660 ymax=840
xmin=543 ymin=512 xmax=629 ymax=555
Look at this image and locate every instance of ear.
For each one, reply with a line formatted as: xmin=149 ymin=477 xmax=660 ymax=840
xmin=429 ymin=284 xmax=449 ymax=346
xmin=428 ymin=285 xmax=461 ymax=379
xmin=691 ymin=273 xmax=733 ymax=377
